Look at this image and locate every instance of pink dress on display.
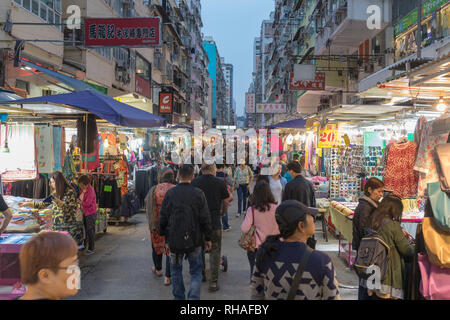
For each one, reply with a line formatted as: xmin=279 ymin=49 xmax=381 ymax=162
xmin=384 ymin=141 xmax=419 ymax=198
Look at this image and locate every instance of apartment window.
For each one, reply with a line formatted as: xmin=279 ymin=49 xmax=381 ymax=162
xmin=16 ymin=79 xmax=29 ymax=94
xmin=136 ymin=54 xmax=151 ymax=81
xmin=15 ymin=0 xmax=62 ymax=30
xmin=92 ymin=47 xmax=111 ymax=60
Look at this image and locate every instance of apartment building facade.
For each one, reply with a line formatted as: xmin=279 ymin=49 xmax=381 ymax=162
xmin=0 ymin=0 xmax=218 ymax=126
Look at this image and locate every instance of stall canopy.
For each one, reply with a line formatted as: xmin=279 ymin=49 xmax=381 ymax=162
xmin=268 ymin=118 xmax=306 ymax=129
xmin=0 ymin=89 xmax=166 ymax=128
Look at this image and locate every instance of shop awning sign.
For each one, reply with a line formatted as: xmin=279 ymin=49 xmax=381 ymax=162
xmin=256 ymin=103 xmax=287 ymax=113
xmin=84 ymin=17 xmax=161 ymax=47
xmin=318 ymin=124 xmax=339 ymax=148
xmin=159 ymin=93 xmax=173 ymax=114
xmin=289 ymin=72 xmax=325 ymax=91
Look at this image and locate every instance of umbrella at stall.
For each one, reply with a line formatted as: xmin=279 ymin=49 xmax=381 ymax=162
xmin=0 ymin=89 xmax=166 ymax=128
xmin=268 ymin=118 xmax=306 ymax=129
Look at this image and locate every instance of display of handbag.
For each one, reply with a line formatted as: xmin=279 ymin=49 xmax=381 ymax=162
xmin=418 ymin=252 xmax=450 ymax=300
xmin=238 ymin=206 xmax=256 ymax=252
xmin=427 ymin=181 xmax=450 ymax=231
xmin=434 ymin=142 xmax=450 ymax=194
xmin=422 ymin=217 xmax=450 ymax=268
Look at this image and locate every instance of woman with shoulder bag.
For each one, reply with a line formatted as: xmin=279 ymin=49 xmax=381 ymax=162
xmin=362 ymin=196 xmax=415 ymax=300
xmin=241 ymin=181 xmax=279 ymax=279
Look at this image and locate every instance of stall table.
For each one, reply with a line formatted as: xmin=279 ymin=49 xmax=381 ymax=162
xmin=328 ymin=201 xmax=423 ymax=268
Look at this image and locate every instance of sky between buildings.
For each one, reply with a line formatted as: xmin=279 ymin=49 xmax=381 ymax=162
xmin=201 ymin=0 xmax=275 ymax=118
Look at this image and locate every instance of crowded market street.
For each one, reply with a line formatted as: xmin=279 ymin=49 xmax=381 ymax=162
xmin=70 ymin=193 xmax=358 ymax=300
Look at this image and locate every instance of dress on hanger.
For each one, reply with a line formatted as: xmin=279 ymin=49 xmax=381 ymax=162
xmin=384 ymin=141 xmax=419 ymax=198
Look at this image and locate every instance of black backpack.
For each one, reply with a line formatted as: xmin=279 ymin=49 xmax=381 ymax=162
xmin=167 ymin=203 xmax=199 ymax=254
xmin=354 ymin=221 xmax=391 ymax=281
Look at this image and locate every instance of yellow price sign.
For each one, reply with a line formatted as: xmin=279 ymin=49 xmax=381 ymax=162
xmin=318 ymin=124 xmax=339 ymax=148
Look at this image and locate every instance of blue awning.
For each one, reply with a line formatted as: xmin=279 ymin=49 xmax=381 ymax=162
xmin=0 ymin=90 xmax=166 ymax=128
xmin=21 ymin=60 xmax=93 ymax=92
xmin=268 ymin=118 xmax=306 ymax=129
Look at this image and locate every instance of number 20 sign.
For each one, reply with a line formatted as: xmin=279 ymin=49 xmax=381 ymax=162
xmin=318 ymin=124 xmax=339 ymax=148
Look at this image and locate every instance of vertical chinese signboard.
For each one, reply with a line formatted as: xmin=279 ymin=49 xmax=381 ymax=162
xmin=318 ymin=124 xmax=340 ymax=148
xmin=159 ymin=93 xmax=173 ymax=114
xmin=84 ymin=17 xmax=161 ymax=47
xmin=245 ymin=93 xmax=256 ymax=113
xmin=289 ymin=72 xmax=325 ymax=91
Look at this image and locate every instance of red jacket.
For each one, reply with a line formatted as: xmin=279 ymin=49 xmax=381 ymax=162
xmin=81 ymin=184 xmax=97 ymax=216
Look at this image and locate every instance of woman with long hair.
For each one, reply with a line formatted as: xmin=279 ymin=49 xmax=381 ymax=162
xmin=252 ymin=200 xmax=340 ymax=300
xmin=145 ymin=167 xmax=175 ymax=286
xmin=20 ymin=172 xmax=83 ymax=244
xmin=241 ymin=181 xmax=279 ymax=278
xmin=362 ymin=196 xmax=415 ymax=300
xmin=352 ymin=177 xmax=384 ymax=299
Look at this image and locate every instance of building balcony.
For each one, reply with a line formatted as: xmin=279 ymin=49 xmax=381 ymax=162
xmin=315 ymin=0 xmax=392 ymax=55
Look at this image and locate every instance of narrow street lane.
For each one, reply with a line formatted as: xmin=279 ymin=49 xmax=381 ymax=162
xmin=72 ymin=194 xmax=358 ymax=300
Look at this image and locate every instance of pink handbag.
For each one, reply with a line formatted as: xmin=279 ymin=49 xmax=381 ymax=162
xmin=418 ymin=252 xmax=450 ymax=300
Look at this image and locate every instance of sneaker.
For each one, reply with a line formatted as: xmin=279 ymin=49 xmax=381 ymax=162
xmin=235 ymin=213 xmax=241 ymax=218
xmin=85 ymin=250 xmax=95 ymax=256
xmin=223 ymin=227 xmax=231 ymax=232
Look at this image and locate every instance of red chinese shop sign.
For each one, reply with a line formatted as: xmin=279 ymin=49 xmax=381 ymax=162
xmin=289 ymin=72 xmax=325 ymax=91
xmin=159 ymin=93 xmax=173 ymax=114
xmin=84 ymin=17 xmax=161 ymax=47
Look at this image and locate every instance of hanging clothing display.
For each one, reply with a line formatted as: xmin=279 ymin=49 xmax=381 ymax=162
xmin=80 ymin=135 xmax=100 ymax=171
xmin=77 ymin=116 xmax=98 ymax=154
xmin=62 ymin=151 xmax=77 ymax=182
xmin=414 ymin=121 xmax=449 ymax=197
xmin=53 ymin=127 xmax=63 ymax=171
xmin=384 ymin=141 xmax=419 ymax=198
xmin=35 ymin=124 xmax=54 ymax=174
xmin=0 ymin=124 xmax=37 ymax=181
xmin=98 ymin=177 xmax=121 ymax=209
xmin=114 ymin=159 xmax=129 ymax=195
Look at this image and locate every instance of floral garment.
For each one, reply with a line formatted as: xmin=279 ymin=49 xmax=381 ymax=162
xmin=33 ymin=188 xmax=84 ymax=244
xmin=384 ymin=141 xmax=419 ymax=198
xmin=414 ymin=121 xmax=449 ymax=197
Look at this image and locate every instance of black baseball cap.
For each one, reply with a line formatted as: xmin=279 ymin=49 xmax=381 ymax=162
xmin=275 ymin=200 xmax=319 ymax=226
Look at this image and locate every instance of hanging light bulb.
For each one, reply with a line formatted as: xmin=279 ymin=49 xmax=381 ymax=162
xmin=436 ymin=96 xmax=447 ymax=112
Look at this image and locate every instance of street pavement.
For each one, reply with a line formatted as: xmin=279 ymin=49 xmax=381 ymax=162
xmin=71 ymin=192 xmax=358 ymax=300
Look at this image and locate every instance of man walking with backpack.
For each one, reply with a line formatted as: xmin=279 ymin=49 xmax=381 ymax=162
xmin=192 ymin=163 xmax=231 ymax=292
xmin=159 ymin=164 xmax=213 ymax=300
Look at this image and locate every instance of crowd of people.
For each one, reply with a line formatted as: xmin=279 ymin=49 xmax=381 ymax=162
xmin=0 ymin=152 xmax=419 ymax=301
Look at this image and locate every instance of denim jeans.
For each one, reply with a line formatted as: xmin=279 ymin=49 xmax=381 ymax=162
xmin=170 ymin=246 xmax=203 ymax=300
xmin=247 ymin=249 xmax=257 ymax=279
xmin=222 ymin=212 xmax=230 ymax=230
xmin=237 ymin=184 xmax=249 ymax=214
xmin=202 ymin=229 xmax=222 ymax=285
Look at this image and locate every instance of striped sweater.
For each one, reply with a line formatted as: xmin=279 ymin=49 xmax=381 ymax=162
xmin=251 ymin=241 xmax=341 ymax=300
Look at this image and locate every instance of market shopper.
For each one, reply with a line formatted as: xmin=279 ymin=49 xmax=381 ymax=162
xmin=145 ymin=167 xmax=175 ymax=286
xmin=234 ymin=163 xmax=254 ymax=217
xmin=0 ymin=194 xmax=13 ymax=235
xmin=216 ymin=164 xmax=234 ymax=232
xmin=269 ymin=163 xmax=287 ymax=205
xmin=241 ymin=181 xmax=279 ymax=279
xmin=19 ymin=231 xmax=79 ymax=300
xmin=282 ymin=161 xmax=317 ymax=249
xmin=352 ymin=177 xmax=385 ymax=251
xmin=360 ymin=196 xmax=415 ymax=300
xmin=252 ymin=200 xmax=340 ymax=300
xmin=353 ymin=177 xmax=384 ymax=300
xmin=192 ymin=164 xmax=230 ymax=292
xmin=282 ymin=161 xmax=316 ymax=208
xmin=19 ymin=172 xmax=83 ymax=245
xmin=78 ymin=175 xmax=97 ymax=255
xmin=159 ymin=164 xmax=213 ymax=300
